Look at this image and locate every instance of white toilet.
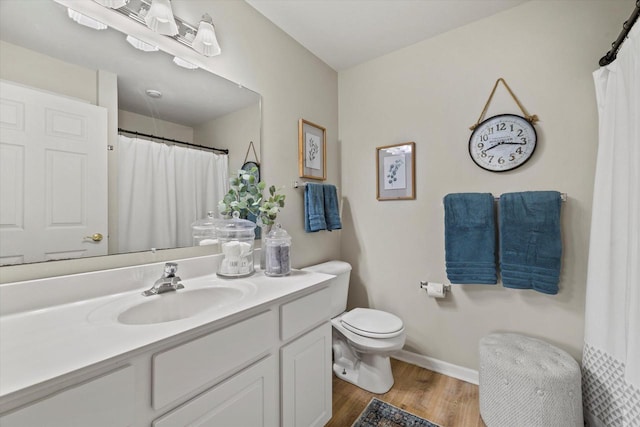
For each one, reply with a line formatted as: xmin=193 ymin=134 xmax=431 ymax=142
xmin=302 ymin=260 xmax=406 ymax=394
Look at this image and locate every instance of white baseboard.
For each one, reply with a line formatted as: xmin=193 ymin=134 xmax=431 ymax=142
xmin=393 ymin=350 xmax=479 ymax=385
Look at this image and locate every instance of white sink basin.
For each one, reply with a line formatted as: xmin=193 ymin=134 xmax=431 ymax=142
xmin=87 ymin=279 xmax=258 ymax=326
xmin=118 ymin=286 xmax=246 ymax=325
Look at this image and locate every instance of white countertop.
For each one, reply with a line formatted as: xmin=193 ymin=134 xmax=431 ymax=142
xmin=0 ymin=258 xmax=332 ymax=401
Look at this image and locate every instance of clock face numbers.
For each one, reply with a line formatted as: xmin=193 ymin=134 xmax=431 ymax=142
xmin=468 ymin=114 xmax=537 ymax=172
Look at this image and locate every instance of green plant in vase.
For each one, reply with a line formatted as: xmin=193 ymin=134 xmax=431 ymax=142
xmin=218 ymin=167 xmax=264 ymax=220
xmin=218 ymin=168 xmax=286 ymax=269
xmin=257 ymin=185 xmax=286 ymax=227
xmin=218 ymin=167 xmax=286 ymax=226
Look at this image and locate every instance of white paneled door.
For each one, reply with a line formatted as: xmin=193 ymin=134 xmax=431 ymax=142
xmin=0 ymin=80 xmax=108 ymax=265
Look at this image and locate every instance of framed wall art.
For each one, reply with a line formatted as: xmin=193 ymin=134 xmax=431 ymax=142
xmin=376 ymin=142 xmax=415 ymax=201
xmin=298 ymin=119 xmax=326 ymax=180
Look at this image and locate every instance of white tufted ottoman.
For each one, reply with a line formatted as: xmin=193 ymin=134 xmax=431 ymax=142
xmin=479 ymin=333 xmax=583 ymax=427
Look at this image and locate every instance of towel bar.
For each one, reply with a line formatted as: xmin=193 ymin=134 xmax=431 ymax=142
xmin=293 ymin=180 xmax=340 ymax=190
xmin=494 ymin=193 xmax=567 ymax=202
xmin=440 ymin=193 xmax=568 ymax=203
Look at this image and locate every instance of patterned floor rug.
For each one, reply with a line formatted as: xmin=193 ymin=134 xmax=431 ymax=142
xmin=352 ymin=398 xmax=442 ymax=427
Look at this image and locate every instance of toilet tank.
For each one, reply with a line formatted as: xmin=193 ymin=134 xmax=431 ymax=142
xmin=302 ymin=261 xmax=352 ymax=318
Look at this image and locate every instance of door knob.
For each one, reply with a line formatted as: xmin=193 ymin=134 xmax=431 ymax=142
xmin=84 ymin=233 xmax=103 ymax=242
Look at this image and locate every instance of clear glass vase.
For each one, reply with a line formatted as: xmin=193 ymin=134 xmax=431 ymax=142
xmin=259 ymin=224 xmax=272 ymax=270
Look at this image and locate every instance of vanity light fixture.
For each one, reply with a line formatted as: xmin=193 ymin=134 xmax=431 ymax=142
xmin=94 ymin=0 xmax=222 ymax=57
xmin=172 ymin=56 xmax=198 ymax=70
xmin=67 ymin=8 xmax=107 ymax=30
xmin=126 ymin=35 xmax=159 ymax=52
xmin=144 ymin=0 xmax=178 ymax=36
xmin=192 ymin=14 xmax=221 ymax=57
xmin=93 ymin=0 xmax=129 ymax=8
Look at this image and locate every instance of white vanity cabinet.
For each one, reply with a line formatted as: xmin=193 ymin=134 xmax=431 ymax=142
xmin=280 ymin=287 xmax=333 ymax=427
xmin=0 ymin=270 xmax=333 ymax=427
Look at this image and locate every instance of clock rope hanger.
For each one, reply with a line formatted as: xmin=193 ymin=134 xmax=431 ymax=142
xmin=241 ymin=141 xmax=261 ymax=181
xmin=469 ymin=78 xmax=539 ymax=172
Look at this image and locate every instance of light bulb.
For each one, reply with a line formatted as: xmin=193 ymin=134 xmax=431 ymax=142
xmin=173 ymin=57 xmax=198 ymax=70
xmin=192 ymin=14 xmax=221 ymax=57
xmin=67 ymin=8 xmax=107 ymax=30
xmin=93 ymin=0 xmax=128 ymax=8
xmin=126 ymin=35 xmax=159 ymax=52
xmin=144 ymin=0 xmax=178 ymax=36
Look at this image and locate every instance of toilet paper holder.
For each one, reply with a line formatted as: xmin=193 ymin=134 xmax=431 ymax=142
xmin=419 ymin=281 xmax=451 ymax=297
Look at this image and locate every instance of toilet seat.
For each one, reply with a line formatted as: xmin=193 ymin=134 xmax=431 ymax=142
xmin=340 ymin=308 xmax=404 ymax=338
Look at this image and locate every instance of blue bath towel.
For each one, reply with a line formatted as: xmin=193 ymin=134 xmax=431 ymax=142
xmin=304 ymin=183 xmax=327 ymax=232
xmin=444 ymin=193 xmax=497 ymax=284
xmin=499 ymin=191 xmax=562 ymax=294
xmin=323 ymin=184 xmax=342 ymax=231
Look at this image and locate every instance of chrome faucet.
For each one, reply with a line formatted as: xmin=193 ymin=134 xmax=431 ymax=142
xmin=142 ymin=262 xmax=185 ymax=296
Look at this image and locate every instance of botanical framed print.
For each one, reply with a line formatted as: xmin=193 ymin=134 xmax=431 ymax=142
xmin=376 ymin=142 xmax=415 ymax=201
xmin=298 ymin=119 xmax=326 ymax=180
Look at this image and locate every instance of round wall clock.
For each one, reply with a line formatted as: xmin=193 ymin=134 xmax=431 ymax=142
xmin=468 ymin=114 xmax=537 ymax=172
xmin=242 ymin=161 xmax=260 ymax=181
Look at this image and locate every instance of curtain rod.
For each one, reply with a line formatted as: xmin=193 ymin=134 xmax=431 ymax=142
xmin=117 ymin=128 xmax=229 ymax=154
xmin=599 ymin=0 xmax=639 ymax=66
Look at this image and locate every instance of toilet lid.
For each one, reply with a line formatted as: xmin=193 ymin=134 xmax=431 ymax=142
xmin=341 ymin=308 xmax=404 ymax=338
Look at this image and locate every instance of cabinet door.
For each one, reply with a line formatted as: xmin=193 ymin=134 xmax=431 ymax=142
xmin=281 ymin=322 xmax=332 ymax=427
xmin=153 ymin=356 xmax=277 ymax=427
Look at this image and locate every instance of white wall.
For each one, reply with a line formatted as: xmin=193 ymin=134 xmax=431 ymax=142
xmin=0 ymin=40 xmax=96 ymax=103
xmin=338 ymin=0 xmax=628 ymax=369
xmin=194 ymin=103 xmax=260 ymax=172
xmin=118 ymin=110 xmax=195 ymax=143
xmin=0 ymin=0 xmax=339 ymax=282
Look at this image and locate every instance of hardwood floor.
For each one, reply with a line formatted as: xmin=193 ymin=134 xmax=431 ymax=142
xmin=326 ymin=358 xmax=486 ymax=427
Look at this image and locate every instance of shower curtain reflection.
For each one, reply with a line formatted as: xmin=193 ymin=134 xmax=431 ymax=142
xmin=117 ymin=135 xmax=228 ymax=253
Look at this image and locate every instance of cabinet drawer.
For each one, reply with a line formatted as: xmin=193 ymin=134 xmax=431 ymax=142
xmin=0 ymin=365 xmax=134 ymax=427
xmin=153 ymin=356 xmax=277 ymax=427
xmin=152 ymin=310 xmax=275 ymax=409
xmin=280 ymin=287 xmax=331 ymax=341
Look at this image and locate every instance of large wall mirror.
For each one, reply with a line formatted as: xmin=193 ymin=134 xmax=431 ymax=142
xmin=0 ymin=0 xmax=262 ymax=267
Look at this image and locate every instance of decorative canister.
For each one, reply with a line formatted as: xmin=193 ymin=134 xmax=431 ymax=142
xmin=264 ymin=224 xmax=291 ymax=277
xmin=215 ymin=212 xmax=256 ymax=278
xmin=191 ymin=211 xmax=217 ymax=246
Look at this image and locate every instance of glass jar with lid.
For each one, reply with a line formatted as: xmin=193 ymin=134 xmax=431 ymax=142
xmin=191 ymin=211 xmax=218 ymax=246
xmin=264 ymin=224 xmax=291 ymax=277
xmin=215 ymin=212 xmax=256 ymax=278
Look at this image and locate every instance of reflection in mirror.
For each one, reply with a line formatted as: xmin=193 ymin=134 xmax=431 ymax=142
xmin=0 ymin=0 xmax=261 ymax=266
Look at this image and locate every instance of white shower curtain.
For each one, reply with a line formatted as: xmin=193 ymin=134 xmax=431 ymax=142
xmin=582 ymin=23 xmax=639 ymax=427
xmin=117 ymin=136 xmax=229 ymax=253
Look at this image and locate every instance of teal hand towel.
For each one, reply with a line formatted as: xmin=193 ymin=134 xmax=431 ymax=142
xmin=323 ymin=184 xmax=342 ymax=231
xmin=305 ymin=183 xmax=327 ymax=232
xmin=499 ymin=191 xmax=562 ymax=294
xmin=444 ymin=193 xmax=497 ymax=284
